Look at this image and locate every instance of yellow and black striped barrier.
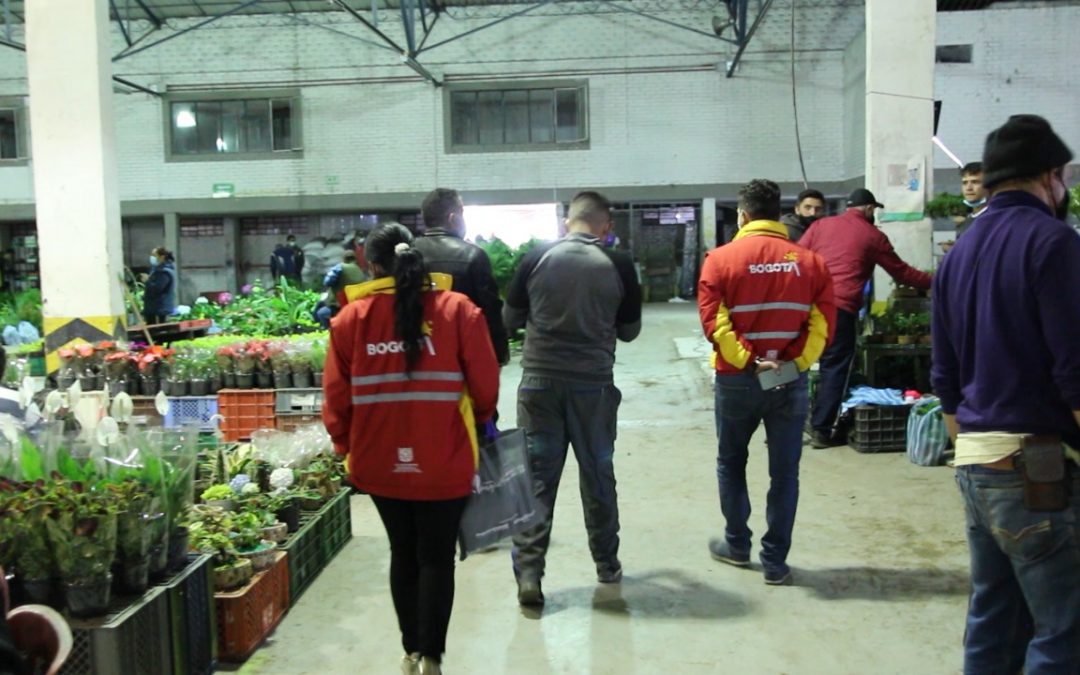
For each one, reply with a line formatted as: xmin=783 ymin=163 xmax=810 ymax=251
xmin=44 ymin=314 xmax=127 ymax=375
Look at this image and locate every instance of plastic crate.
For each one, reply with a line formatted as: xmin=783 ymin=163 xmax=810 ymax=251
xmin=316 ymin=488 xmax=353 ymax=563
xmin=849 ymin=404 xmax=912 ymax=453
xmin=130 ymin=395 xmax=164 ymax=427
xmin=217 ymin=390 xmax=276 ymax=442
xmin=161 ymin=555 xmax=217 ymax=675
xmin=281 ymin=514 xmax=323 ymax=606
xmin=60 ymin=586 xmax=172 ymax=675
xmin=275 ymin=388 xmax=324 ymax=414
xmin=275 ymin=412 xmax=323 ymax=433
xmin=216 ymin=551 xmax=290 ymax=662
xmin=165 ymin=397 xmax=220 ymax=432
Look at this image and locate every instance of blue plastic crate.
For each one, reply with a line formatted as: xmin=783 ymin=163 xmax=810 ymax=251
xmin=165 ymin=397 xmax=220 ymax=432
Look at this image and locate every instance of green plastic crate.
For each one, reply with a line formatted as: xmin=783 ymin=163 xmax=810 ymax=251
xmin=281 ymin=514 xmax=322 ymax=606
xmin=161 ymin=555 xmax=217 ymax=675
xmin=315 ymin=489 xmax=353 ymax=563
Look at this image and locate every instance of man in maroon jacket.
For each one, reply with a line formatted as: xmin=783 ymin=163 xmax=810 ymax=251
xmin=800 ymin=188 xmax=932 ymax=448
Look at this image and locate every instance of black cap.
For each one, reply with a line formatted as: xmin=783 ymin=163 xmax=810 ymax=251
xmin=847 ymin=188 xmax=884 ymax=208
xmin=982 ymin=114 xmax=1073 ymax=190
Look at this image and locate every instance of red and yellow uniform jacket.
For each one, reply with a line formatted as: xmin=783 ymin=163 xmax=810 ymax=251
xmin=322 ymin=274 xmax=500 ymax=501
xmin=697 ymin=220 xmax=837 ymax=375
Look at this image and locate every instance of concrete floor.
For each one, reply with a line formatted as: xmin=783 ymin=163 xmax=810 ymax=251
xmin=233 ymin=304 xmax=970 ymax=675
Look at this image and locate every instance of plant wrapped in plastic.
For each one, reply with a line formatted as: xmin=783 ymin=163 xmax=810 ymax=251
xmin=44 ymin=479 xmax=119 ymax=617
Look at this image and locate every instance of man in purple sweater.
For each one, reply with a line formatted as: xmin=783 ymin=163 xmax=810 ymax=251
xmin=932 ymin=114 xmax=1080 ymax=674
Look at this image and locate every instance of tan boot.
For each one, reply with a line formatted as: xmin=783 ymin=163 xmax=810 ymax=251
xmin=400 ymin=653 xmax=420 ymax=675
xmin=418 ymin=656 xmax=442 ymax=674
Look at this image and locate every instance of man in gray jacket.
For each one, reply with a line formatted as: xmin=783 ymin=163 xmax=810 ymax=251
xmin=504 ymin=191 xmax=642 ymax=608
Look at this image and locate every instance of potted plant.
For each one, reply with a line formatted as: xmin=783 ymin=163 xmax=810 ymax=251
xmin=269 ymin=342 xmax=291 ymax=390
xmin=57 ymin=347 xmax=78 ymax=390
xmin=289 ymin=346 xmax=313 ymax=389
xmin=188 ymin=510 xmax=252 ymax=591
xmin=235 ymin=345 xmax=257 ymax=389
xmin=895 ymin=313 xmax=916 ymax=345
xmin=239 ymin=490 xmax=288 ymax=544
xmin=75 ymin=343 xmax=101 ymax=391
xmin=7 ymin=487 xmax=57 ymax=605
xmin=217 ymin=345 xmax=236 ymax=389
xmin=309 ymin=338 xmax=327 ymax=387
xmin=231 ymin=511 xmax=277 ymax=572
xmin=925 ymin=191 xmax=968 ymax=223
xmin=163 ymin=452 xmax=197 ymax=572
xmin=45 ymin=481 xmax=119 ymax=617
xmin=249 ymin=341 xmax=274 ymax=389
xmin=106 ymin=479 xmax=153 ymax=594
xmin=137 ymin=345 xmax=173 ymax=395
xmin=104 ymin=350 xmax=134 ymax=397
xmin=167 ymin=357 xmax=191 ymax=397
xmin=187 ymin=348 xmax=213 ymax=397
xmin=912 ymin=311 xmax=932 ymax=345
xmin=201 ymin=484 xmax=235 ymax=511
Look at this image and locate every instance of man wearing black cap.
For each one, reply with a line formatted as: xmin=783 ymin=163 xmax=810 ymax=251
xmin=799 ymin=188 xmax=932 ymax=448
xmin=932 ymin=114 xmax=1080 ymax=674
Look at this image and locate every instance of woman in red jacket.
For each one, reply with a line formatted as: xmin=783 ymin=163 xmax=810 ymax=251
xmin=322 ymin=223 xmax=499 ymax=675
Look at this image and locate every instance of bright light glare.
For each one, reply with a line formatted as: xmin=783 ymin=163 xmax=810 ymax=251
xmin=462 ymin=203 xmax=559 ymax=248
xmin=175 ymin=110 xmax=196 ymax=128
xmin=215 ymin=137 xmax=227 ymax=152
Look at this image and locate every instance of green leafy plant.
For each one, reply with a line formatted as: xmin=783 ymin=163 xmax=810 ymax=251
xmin=201 ymin=484 xmax=234 ymax=502
xmin=44 ymin=481 xmax=119 ymax=584
xmin=230 ymin=511 xmax=264 ymax=551
xmin=925 ymin=192 xmax=968 ymax=219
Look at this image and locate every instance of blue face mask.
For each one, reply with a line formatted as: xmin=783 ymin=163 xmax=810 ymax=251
xmin=963 ymin=197 xmax=986 ymax=209
xmin=149 ymin=255 xmax=158 ymax=267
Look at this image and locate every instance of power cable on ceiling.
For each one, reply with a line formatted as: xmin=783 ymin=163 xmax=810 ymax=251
xmin=790 ymin=0 xmax=808 ymax=189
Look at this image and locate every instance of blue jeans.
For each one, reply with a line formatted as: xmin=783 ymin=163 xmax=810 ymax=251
xmin=714 ymin=371 xmax=808 ymax=571
xmin=811 ymin=309 xmax=856 ymax=434
xmin=511 ymin=375 xmax=622 ymax=580
xmin=956 ymin=465 xmax=1080 ymax=675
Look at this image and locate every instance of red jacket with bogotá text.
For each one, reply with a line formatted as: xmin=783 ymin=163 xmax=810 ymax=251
xmin=698 ymin=220 xmax=837 ymax=375
xmin=799 ymin=208 xmax=933 ymax=314
xmin=322 ymin=274 xmax=500 ymax=501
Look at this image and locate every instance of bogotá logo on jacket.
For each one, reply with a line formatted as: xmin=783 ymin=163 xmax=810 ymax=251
xmin=748 ymin=251 xmax=801 ymax=277
xmin=394 ymin=447 xmax=421 ymax=474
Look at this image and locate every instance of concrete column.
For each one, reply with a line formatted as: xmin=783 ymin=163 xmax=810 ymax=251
xmin=27 ymin=0 xmax=126 ymax=372
xmin=865 ymin=0 xmax=936 ymax=307
xmin=701 ymin=198 xmax=717 ymax=252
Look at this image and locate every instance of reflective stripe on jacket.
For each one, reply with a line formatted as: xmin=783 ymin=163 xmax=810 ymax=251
xmin=322 ymin=274 xmax=500 ymax=500
xmin=697 ymin=220 xmax=837 ymax=375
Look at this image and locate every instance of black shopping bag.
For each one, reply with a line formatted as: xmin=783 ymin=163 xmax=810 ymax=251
xmin=458 ymin=428 xmax=545 ymax=560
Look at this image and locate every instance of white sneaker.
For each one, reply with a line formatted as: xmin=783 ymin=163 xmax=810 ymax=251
xmin=401 ymin=653 xmax=420 ymax=675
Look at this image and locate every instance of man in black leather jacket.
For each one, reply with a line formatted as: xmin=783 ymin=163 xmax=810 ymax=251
xmin=414 ymin=188 xmax=510 ymax=365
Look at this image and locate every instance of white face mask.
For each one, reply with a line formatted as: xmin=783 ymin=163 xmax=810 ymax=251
xmin=963 ymin=197 xmax=987 ymax=208
xmin=149 ymin=255 xmax=158 ymax=267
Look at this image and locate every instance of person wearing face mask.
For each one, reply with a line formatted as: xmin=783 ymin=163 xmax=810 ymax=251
xmin=779 ymin=188 xmax=828 ymax=242
xmin=143 ymin=247 xmax=177 ymax=325
xmin=799 ymin=188 xmax=932 ymax=448
xmin=931 ymin=114 xmax=1080 ymax=674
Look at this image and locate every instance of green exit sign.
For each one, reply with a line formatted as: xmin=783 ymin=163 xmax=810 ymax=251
xmin=212 ymin=183 xmax=235 ymax=198
xmin=326 ymin=175 xmax=339 ymax=186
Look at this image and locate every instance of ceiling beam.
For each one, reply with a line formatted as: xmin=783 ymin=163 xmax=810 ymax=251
xmin=330 ymin=0 xmax=406 ymax=54
xmin=726 ymin=0 xmax=774 ymax=77
xmin=113 ymin=0 xmax=264 ymax=61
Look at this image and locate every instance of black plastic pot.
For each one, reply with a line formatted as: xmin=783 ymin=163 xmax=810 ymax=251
xmin=78 ymin=375 xmax=97 ymax=391
xmin=65 ymin=574 xmax=113 ymax=618
xmin=140 ymin=377 xmax=161 ymax=396
xmin=275 ymin=502 xmax=300 ymax=533
xmin=272 ymin=372 xmax=292 ymax=389
xmin=19 ymin=577 xmax=56 ymax=606
xmin=167 ymin=527 xmax=190 ymax=572
xmin=149 ymin=541 xmax=169 ymax=580
xmin=189 ymin=379 xmax=209 ymax=396
xmin=114 ymin=558 xmax=150 ymax=595
xmin=292 ymin=371 xmax=312 ymax=389
xmin=167 ymin=379 xmax=189 ymax=397
xmin=57 ymin=373 xmax=77 ymax=390
xmin=107 ymin=379 xmax=128 ymax=397
xmin=94 ymin=374 xmax=105 ymax=391
xmin=235 ymin=373 xmax=253 ymax=389
xmin=256 ymin=372 xmax=273 ymax=389
xmin=313 ymin=372 xmax=323 ymax=387
xmin=208 ymin=376 xmax=223 ymax=394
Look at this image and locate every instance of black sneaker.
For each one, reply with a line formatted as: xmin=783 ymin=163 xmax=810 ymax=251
xmin=517 ymin=578 xmax=544 ymax=607
xmin=763 ymin=564 xmax=793 ymax=586
xmin=708 ymin=538 xmax=751 ymax=568
xmin=810 ymin=430 xmax=841 ymax=449
xmin=597 ymin=562 xmax=623 ymax=584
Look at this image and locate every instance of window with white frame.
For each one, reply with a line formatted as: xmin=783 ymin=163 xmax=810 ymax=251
xmin=167 ymin=94 xmax=301 ymax=159
xmin=446 ymin=81 xmax=588 ymax=152
xmin=0 ymin=104 xmax=27 ymax=161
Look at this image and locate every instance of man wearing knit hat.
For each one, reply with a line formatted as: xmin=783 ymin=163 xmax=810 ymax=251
xmin=932 ymin=114 xmax=1080 ymax=673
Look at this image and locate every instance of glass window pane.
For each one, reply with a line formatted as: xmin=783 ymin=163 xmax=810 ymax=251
xmin=451 ymin=92 xmax=478 ymax=146
xmin=0 ymin=110 xmax=17 ymax=159
xmin=241 ymin=99 xmax=271 ymax=153
xmin=555 ymin=88 xmax=582 ymax=142
xmin=529 ymin=89 xmax=554 ymax=144
xmin=218 ymin=100 xmax=243 ymax=153
xmin=477 ymin=91 xmax=503 ymax=145
xmin=503 ymin=90 xmax=529 ymax=145
xmin=171 ymin=102 xmax=197 ymax=155
xmin=272 ymin=99 xmax=293 ymax=150
xmin=195 ymin=101 xmax=223 ymax=153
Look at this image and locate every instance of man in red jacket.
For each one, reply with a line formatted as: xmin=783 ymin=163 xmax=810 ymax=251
xmin=698 ymin=179 xmax=836 ymax=585
xmin=800 ymin=188 xmax=932 ymax=448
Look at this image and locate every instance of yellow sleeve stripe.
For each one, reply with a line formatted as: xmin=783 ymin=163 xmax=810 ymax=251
xmin=711 ymin=301 xmax=752 ymax=370
xmin=794 ymin=303 xmax=829 ymax=371
xmin=458 ymin=385 xmax=480 ymax=469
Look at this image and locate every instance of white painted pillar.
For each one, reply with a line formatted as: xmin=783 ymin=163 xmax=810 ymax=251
xmin=701 ymin=198 xmax=717 ymax=252
xmin=27 ymin=0 xmax=126 ymax=371
xmin=865 ymin=0 xmax=936 ymax=306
